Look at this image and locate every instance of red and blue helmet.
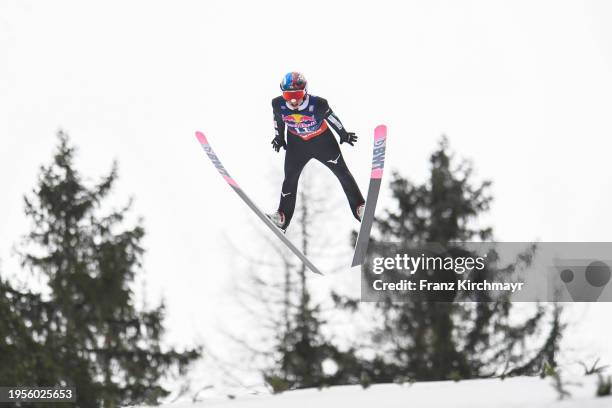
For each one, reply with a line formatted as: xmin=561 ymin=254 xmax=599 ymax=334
xmin=280 ymin=72 xmax=307 ymax=102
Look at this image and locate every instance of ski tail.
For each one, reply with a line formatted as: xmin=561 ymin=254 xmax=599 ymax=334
xmin=195 ymin=131 xmax=324 ymax=275
xmin=351 ymin=125 xmax=387 ymax=267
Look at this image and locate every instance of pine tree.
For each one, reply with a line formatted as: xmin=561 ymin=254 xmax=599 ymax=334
xmin=0 ymin=275 xmax=62 ymax=387
xmin=266 ymin=188 xmax=339 ymax=390
xmin=232 ymin=173 xmax=360 ymax=392
xmin=338 ymin=136 xmax=563 ymax=382
xmin=17 ymin=131 xmax=200 ymax=407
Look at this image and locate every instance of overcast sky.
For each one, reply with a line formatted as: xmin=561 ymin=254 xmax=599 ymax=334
xmin=1 ymin=0 xmax=612 ymax=389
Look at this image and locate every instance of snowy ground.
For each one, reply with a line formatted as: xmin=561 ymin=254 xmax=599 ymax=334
xmin=149 ymin=375 xmax=610 ymax=408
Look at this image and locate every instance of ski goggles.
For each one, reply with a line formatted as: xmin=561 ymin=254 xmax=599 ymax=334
xmin=282 ymin=89 xmax=306 ymax=101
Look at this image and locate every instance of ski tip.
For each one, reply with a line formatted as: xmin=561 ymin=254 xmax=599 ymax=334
xmin=374 ymin=125 xmax=387 ymax=141
xmin=195 ymin=131 xmax=208 ymax=145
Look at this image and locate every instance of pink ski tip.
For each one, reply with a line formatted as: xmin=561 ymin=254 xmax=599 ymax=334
xmin=195 ymin=131 xmax=208 ymax=145
xmin=374 ymin=125 xmax=387 ymax=141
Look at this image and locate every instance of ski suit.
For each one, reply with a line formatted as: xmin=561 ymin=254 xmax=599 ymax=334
xmin=272 ymin=94 xmax=365 ymax=229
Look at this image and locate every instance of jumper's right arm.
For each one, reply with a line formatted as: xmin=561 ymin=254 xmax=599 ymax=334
xmin=271 ymin=100 xmax=287 ymax=152
xmin=317 ymin=98 xmax=358 ymax=146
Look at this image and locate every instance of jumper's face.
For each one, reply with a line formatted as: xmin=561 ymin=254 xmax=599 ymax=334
xmin=288 ymin=97 xmax=304 ymax=108
xmin=283 ymin=89 xmax=306 ymax=109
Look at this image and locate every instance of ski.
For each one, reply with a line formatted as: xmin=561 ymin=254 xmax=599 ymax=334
xmin=351 ymin=125 xmax=387 ymax=267
xmin=195 ymin=131 xmax=324 ymax=276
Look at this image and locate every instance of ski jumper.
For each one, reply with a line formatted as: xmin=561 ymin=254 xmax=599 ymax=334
xmin=272 ymin=94 xmax=365 ymax=229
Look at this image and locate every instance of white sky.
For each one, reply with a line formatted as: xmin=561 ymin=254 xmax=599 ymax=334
xmin=1 ymin=0 xmax=612 ymax=388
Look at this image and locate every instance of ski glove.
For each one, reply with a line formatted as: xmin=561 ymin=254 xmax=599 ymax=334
xmin=340 ymin=132 xmax=358 ymax=146
xmin=271 ymin=136 xmax=287 ymax=152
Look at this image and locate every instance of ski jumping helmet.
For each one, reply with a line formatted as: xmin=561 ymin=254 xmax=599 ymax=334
xmin=280 ymin=72 xmax=307 ymax=103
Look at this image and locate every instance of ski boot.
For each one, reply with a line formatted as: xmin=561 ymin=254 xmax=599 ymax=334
xmin=356 ymin=203 xmax=365 ymax=221
xmin=266 ymin=211 xmax=286 ymax=233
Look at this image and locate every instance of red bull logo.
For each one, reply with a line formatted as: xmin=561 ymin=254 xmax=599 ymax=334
xmin=283 ymin=114 xmax=315 ymax=124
